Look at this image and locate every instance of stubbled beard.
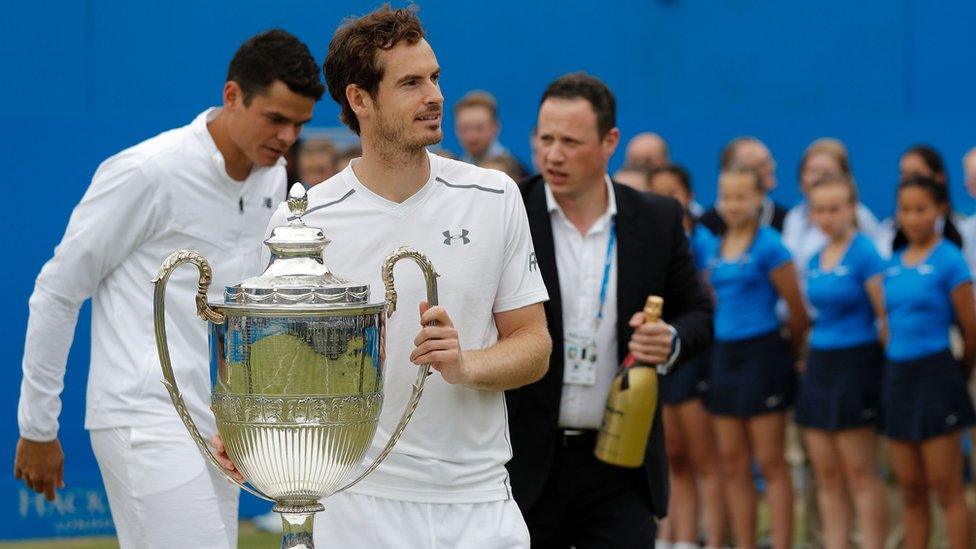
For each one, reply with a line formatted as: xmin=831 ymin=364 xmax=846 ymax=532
xmin=375 ymin=109 xmax=442 ymax=152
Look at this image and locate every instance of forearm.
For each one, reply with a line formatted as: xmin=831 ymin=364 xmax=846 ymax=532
xmin=786 ymin=314 xmax=810 ymax=357
xmin=19 ymin=291 xmax=83 ymax=441
xmin=962 ymin=345 xmax=975 ymax=378
xmin=460 ymin=323 xmax=551 ymax=392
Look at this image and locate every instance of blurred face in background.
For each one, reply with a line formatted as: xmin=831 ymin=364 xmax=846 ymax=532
xmin=718 ymin=171 xmax=763 ymax=229
xmin=899 ymin=151 xmax=937 ymax=181
xmin=800 ymin=152 xmax=844 ymax=196
xmin=298 ymin=146 xmax=338 ymax=186
xmin=733 ymin=141 xmax=777 ymax=191
xmin=614 ymin=168 xmax=650 ymax=192
xmin=963 ymin=149 xmax=976 ymax=198
xmin=648 ymin=171 xmax=692 ymax=211
xmin=536 ymin=97 xmax=619 ymax=200
xmin=624 ymin=133 xmax=669 ymax=170
xmin=809 ymin=181 xmax=856 ymax=241
xmin=897 ymin=185 xmax=944 ymax=245
xmin=455 ymin=105 xmax=499 ymax=160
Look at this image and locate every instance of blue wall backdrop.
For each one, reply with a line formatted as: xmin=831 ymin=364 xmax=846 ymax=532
xmin=1 ymin=0 xmax=974 ymax=540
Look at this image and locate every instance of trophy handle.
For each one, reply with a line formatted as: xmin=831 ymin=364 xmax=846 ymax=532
xmin=336 ymin=246 xmax=439 ymax=493
xmin=152 ymin=250 xmax=274 ymax=502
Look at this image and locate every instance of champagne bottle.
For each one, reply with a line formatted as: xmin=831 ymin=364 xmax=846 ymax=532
xmin=594 ymin=295 xmax=663 ymax=467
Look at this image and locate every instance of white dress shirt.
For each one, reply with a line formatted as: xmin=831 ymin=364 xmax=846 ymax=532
xmin=18 ymin=108 xmax=284 ymax=442
xmin=547 ymin=177 xmax=619 ymax=429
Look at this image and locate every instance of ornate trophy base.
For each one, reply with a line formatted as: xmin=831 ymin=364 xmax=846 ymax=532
xmin=275 ymin=502 xmax=324 ymax=549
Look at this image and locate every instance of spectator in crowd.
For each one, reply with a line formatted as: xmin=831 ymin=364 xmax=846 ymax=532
xmin=882 ymin=176 xmax=975 ymax=549
xmin=613 ymin=163 xmax=653 ymax=192
xmin=704 ymin=167 xmax=808 ymax=549
xmin=431 ymin=146 xmax=458 ymax=159
xmin=700 ymin=137 xmax=788 ymax=235
xmin=507 ymin=72 xmax=713 ymax=548
xmin=13 ymin=29 xmax=323 ymax=548
xmin=964 ymin=147 xmax=976 ymax=199
xmin=885 ymin=145 xmax=968 ymax=260
xmin=961 ymin=147 xmax=976 ymax=276
xmin=454 ymin=90 xmax=513 ymax=165
xmin=296 ymin=137 xmax=339 ymax=188
xmin=647 ymin=165 xmax=727 ymax=549
xmin=900 ymin=144 xmax=948 ymax=184
xmin=481 ymin=153 xmax=525 ymax=181
xmin=625 ymin=132 xmax=670 ymax=170
xmin=782 ymin=138 xmax=882 ymax=278
xmin=795 ymin=174 xmax=888 ymax=549
xmin=624 ymin=133 xmax=705 ymax=217
xmin=529 ymin=125 xmax=543 ymax=175
xmin=335 ymin=144 xmax=362 ymax=171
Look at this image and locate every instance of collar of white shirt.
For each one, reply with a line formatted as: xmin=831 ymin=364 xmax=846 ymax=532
xmin=543 ymin=174 xmax=617 ymax=232
xmin=191 ymin=107 xmax=288 ymax=179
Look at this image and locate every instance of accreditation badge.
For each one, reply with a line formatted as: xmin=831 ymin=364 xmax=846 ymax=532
xmin=563 ymin=328 xmax=598 ymax=386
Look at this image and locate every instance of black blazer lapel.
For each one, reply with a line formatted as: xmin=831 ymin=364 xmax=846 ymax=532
xmin=613 ymin=183 xmax=648 ymax=361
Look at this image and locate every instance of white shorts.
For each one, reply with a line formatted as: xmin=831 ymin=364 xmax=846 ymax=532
xmin=313 ymin=491 xmax=530 ymax=548
xmin=90 ymin=425 xmax=240 ymax=549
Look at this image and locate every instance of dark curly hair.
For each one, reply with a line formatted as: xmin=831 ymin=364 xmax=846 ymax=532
xmin=324 ymin=4 xmax=425 ymax=134
xmin=227 ymin=29 xmax=324 ymax=104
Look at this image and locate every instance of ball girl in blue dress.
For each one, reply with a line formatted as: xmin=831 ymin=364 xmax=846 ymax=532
xmin=883 ymin=176 xmax=975 ymax=549
xmin=705 ymin=167 xmax=809 ymax=549
xmin=648 ymin=165 xmax=727 ymax=549
xmin=794 ymin=175 xmax=888 ymax=549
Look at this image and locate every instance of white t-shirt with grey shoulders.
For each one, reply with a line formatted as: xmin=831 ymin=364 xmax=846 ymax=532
xmin=264 ymin=151 xmax=549 ymax=504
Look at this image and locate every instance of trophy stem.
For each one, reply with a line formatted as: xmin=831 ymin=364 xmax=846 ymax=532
xmin=276 ymin=502 xmax=324 ymax=549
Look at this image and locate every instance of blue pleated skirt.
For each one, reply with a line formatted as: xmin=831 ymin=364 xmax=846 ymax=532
xmin=883 ymin=349 xmax=975 ymax=442
xmin=661 ymin=347 xmax=711 ymax=406
xmin=795 ymin=342 xmax=883 ymax=430
xmin=707 ymin=330 xmax=796 ymax=417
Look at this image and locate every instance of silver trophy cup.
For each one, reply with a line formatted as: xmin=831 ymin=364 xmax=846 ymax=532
xmin=152 ymin=185 xmax=438 ymax=548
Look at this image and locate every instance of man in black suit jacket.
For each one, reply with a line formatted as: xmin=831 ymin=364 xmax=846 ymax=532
xmin=505 ymin=73 xmax=713 ymax=548
xmin=699 ymin=136 xmax=788 ymax=234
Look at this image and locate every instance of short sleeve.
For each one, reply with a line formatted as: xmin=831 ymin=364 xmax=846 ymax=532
xmin=757 ymin=228 xmax=792 ymax=274
xmin=940 ymin=245 xmax=972 ymax=293
xmin=854 ymin=235 xmax=886 ymax=284
xmin=493 ymin=177 xmax=550 ymax=313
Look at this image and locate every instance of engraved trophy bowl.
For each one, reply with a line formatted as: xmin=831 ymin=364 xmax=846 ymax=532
xmin=152 ymin=185 xmax=438 ymax=548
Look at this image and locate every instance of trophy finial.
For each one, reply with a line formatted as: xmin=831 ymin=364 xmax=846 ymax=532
xmin=288 ymin=184 xmax=309 ymax=221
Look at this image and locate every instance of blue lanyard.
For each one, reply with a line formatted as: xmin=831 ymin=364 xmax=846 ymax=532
xmin=596 ymin=217 xmax=617 ymax=322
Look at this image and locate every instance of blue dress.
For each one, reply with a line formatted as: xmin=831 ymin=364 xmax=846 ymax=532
xmin=705 ymin=227 xmax=796 ymax=417
xmin=795 ymin=234 xmax=885 ymax=430
xmin=882 ymin=239 xmax=976 ymax=441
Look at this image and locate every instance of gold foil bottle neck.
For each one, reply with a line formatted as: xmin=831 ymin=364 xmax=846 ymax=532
xmin=643 ymin=295 xmax=663 ymax=322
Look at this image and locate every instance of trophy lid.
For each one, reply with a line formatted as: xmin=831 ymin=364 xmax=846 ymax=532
xmin=223 ymin=184 xmax=371 ymax=307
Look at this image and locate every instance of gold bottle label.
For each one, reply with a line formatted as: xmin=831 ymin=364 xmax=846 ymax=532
xmin=594 ymin=296 xmax=663 ymax=467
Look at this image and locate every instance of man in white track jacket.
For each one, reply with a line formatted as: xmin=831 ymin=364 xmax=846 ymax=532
xmin=14 ymin=29 xmax=323 ymax=549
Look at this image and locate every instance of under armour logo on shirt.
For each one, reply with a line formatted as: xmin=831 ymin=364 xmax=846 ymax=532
xmin=264 ymin=197 xmax=274 ymax=209
xmin=443 ymin=229 xmax=471 ymax=245
xmin=528 ymin=252 xmax=538 ymax=272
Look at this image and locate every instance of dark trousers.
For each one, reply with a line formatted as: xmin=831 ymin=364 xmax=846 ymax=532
xmin=523 ymin=430 xmax=657 ymax=549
